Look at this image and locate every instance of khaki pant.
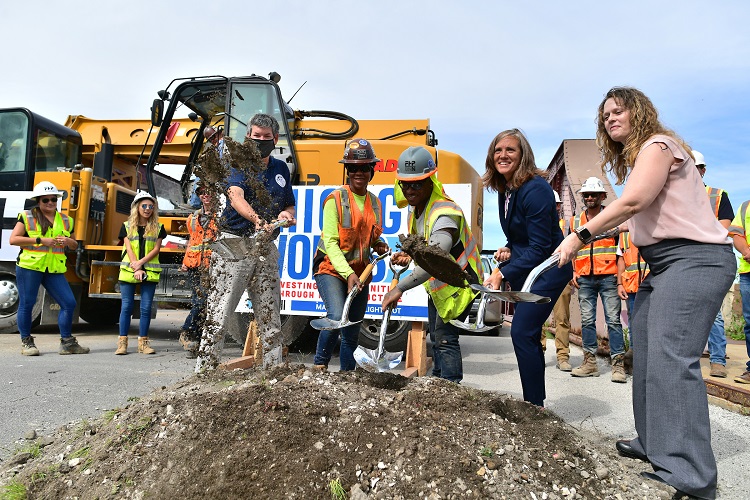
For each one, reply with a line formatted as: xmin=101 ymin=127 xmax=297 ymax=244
xmin=552 ymin=283 xmax=572 ymax=361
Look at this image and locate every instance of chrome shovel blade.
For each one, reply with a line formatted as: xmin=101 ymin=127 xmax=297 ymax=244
xmin=469 ymin=284 xmax=550 ymax=304
xmin=449 ymin=317 xmax=496 ymax=332
xmin=353 ymin=346 xmax=403 ymax=372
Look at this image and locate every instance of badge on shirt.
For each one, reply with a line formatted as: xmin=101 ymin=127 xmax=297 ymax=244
xmin=275 ymin=174 xmax=286 ymax=187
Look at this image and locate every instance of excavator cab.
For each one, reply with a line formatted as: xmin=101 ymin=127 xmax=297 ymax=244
xmin=0 ymin=108 xmax=82 ymax=191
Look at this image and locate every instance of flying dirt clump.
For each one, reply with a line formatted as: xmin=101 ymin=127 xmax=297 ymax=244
xmin=398 ymin=233 xmax=474 ymax=288
xmin=0 ymin=365 xmax=668 ymax=499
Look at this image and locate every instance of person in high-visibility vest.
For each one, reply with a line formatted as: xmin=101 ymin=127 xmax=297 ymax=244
xmin=179 ymin=183 xmax=218 ymax=358
xmin=480 ymin=129 xmax=573 ymax=407
xmin=381 ymin=146 xmax=482 ymax=384
xmin=729 ymin=199 xmax=750 ymax=384
xmin=9 ymin=181 xmax=89 ymax=356
xmin=569 ymin=176 xmax=627 ymax=383
xmin=116 ymin=191 xmax=166 ymax=355
xmin=556 ymin=87 xmax=735 ymax=498
xmin=313 ymin=139 xmax=389 ymax=371
xmin=694 ymin=150 xmax=734 ymax=379
xmin=616 ymin=231 xmax=649 ymax=353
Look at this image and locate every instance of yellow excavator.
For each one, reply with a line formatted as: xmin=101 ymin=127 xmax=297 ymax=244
xmin=0 ymin=72 xmax=484 ymax=350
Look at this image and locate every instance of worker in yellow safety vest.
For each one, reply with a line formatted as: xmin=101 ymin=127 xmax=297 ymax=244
xmin=569 ymin=176 xmax=626 ymax=383
xmin=381 ymin=146 xmax=481 ymax=383
xmin=9 ymin=181 xmax=89 ymax=356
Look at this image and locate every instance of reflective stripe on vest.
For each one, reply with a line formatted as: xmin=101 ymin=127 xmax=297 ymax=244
xmin=571 ymin=211 xmax=617 ymax=276
xmin=619 ymin=232 xmax=649 ymax=293
xmin=705 ymin=186 xmax=723 ymax=219
xmin=734 ymin=200 xmax=750 ymax=274
xmin=18 ymin=210 xmax=72 ymax=273
xmin=316 ymin=187 xmax=383 ymax=279
xmin=119 ymin=221 xmax=163 ymax=283
xmin=409 ymin=197 xmax=481 ymax=321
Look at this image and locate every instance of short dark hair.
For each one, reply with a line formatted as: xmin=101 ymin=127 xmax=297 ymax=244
xmin=248 ymin=113 xmax=279 ymax=136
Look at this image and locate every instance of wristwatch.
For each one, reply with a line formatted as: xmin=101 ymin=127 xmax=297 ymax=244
xmin=574 ymin=227 xmax=592 ymax=243
xmin=36 ymin=237 xmax=42 ymax=245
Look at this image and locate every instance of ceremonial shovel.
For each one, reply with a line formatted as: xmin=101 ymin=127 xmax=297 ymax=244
xmin=310 ymin=251 xmax=390 ymax=331
xmin=353 ymin=260 xmax=409 ymax=372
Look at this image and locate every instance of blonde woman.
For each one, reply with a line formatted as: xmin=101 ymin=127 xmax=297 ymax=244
xmin=116 ymin=192 xmax=166 ymax=355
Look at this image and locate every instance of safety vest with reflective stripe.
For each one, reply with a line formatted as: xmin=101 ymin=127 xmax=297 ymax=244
xmin=571 ymin=210 xmax=617 ymax=276
xmin=119 ymin=222 xmax=164 ymax=283
xmin=18 ymin=210 xmax=72 ymax=274
xmin=618 ymin=232 xmax=649 ymax=294
xmin=728 ymin=200 xmax=750 ymax=274
xmin=183 ymin=210 xmax=218 ymax=269
xmin=411 ymin=197 xmax=481 ymax=321
xmin=316 ymin=186 xmax=383 ymax=280
xmin=705 ymin=185 xmax=724 ymax=219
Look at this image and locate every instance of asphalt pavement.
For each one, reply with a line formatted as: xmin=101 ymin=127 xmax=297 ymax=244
xmin=1 ymin=310 xmax=748 ymax=498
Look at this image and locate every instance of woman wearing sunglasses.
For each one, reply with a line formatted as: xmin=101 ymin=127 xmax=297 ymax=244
xmin=312 ymin=139 xmax=388 ymax=371
xmin=10 ymin=181 xmax=89 ymax=356
xmin=116 ymin=191 xmax=166 ymax=355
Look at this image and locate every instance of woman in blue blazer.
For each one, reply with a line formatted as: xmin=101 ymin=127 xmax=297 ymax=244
xmin=483 ymin=128 xmax=573 ymax=407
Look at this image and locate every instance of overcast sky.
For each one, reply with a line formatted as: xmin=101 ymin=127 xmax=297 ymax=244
xmin=3 ymin=1 xmax=749 ymax=250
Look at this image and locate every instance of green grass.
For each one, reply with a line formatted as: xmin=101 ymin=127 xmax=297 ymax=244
xmin=15 ymin=443 xmax=42 ymax=460
xmin=726 ymin=313 xmax=746 ymax=341
xmin=328 ymin=478 xmax=346 ymax=500
xmin=103 ymin=409 xmax=119 ymax=422
xmin=122 ymin=417 xmax=152 ymax=445
xmin=68 ymin=446 xmax=90 ymax=459
xmin=479 ymin=446 xmax=494 ymax=458
xmin=0 ymin=480 xmax=27 ymax=500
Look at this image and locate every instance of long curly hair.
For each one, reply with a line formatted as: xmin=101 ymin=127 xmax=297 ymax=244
xmin=596 ymin=87 xmax=691 ymax=184
xmin=483 ymin=128 xmax=544 ymax=193
xmin=127 ymin=196 xmax=160 ymax=238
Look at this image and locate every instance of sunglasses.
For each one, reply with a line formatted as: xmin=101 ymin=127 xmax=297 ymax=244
xmin=140 ymin=204 xmax=155 ymax=210
xmin=40 ymin=197 xmax=58 ymax=204
xmin=581 ymin=193 xmax=600 ymax=199
xmin=345 ymin=164 xmax=373 ymax=174
xmin=398 ymin=180 xmax=425 ymax=191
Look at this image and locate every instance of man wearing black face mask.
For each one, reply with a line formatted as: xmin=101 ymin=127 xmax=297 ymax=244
xmin=197 ymin=113 xmax=296 ymax=371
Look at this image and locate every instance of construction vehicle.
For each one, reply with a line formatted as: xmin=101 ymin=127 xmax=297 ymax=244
xmin=0 ymin=73 xmax=485 ymax=351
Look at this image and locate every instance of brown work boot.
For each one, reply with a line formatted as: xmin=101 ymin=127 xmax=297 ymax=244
xmin=611 ymin=354 xmax=626 ymax=383
xmin=735 ymin=371 xmax=750 ymax=384
xmin=556 ymin=358 xmax=572 ymax=372
xmin=312 ymin=364 xmax=328 ymax=373
xmin=709 ymin=363 xmax=727 ymax=378
xmin=138 ymin=336 xmax=156 ymax=354
xmin=21 ymin=336 xmax=40 ymax=356
xmin=59 ymin=336 xmax=90 ymax=355
xmin=115 ymin=336 xmax=128 ymax=355
xmin=571 ymin=352 xmax=600 ymax=377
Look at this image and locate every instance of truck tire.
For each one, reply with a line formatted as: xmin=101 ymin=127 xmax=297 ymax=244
xmin=358 ymin=319 xmax=409 ymax=352
xmin=79 ymin=295 xmax=122 ymax=326
xmin=0 ymin=273 xmax=42 ymax=334
xmin=281 ymin=314 xmax=310 ymax=347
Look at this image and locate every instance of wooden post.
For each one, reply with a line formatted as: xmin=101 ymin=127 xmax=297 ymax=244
xmin=401 ymin=321 xmax=431 ymax=378
xmin=220 ymin=320 xmax=258 ymax=370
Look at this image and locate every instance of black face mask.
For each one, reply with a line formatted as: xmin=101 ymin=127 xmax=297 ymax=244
xmin=252 ymin=138 xmax=276 ymax=158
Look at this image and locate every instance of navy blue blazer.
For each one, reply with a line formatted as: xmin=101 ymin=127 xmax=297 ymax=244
xmin=498 ymin=175 xmax=573 ymax=291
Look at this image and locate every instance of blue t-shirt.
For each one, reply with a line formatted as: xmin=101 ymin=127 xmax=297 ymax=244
xmin=220 ymin=156 xmax=295 ymax=236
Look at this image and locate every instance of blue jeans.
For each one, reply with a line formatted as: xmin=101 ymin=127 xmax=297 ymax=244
xmin=707 ymin=309 xmax=726 ymax=365
xmin=313 ymin=273 xmax=368 ymax=371
xmin=16 ymin=266 xmax=76 ymax=339
xmin=119 ymin=281 xmax=157 ymax=337
xmin=741 ymin=273 xmax=750 ymax=372
xmin=181 ymin=268 xmax=207 ymax=341
xmin=427 ymin=297 xmax=468 ymax=383
xmin=577 ymin=274 xmax=625 ymax=357
xmin=626 ymin=293 xmax=636 ymax=348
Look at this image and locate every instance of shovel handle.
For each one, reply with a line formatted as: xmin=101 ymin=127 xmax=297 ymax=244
xmin=359 ymin=263 xmax=375 ymax=283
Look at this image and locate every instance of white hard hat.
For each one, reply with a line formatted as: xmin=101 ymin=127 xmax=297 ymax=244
xmin=132 ymin=190 xmax=156 ymax=208
xmin=554 ymin=191 xmax=561 ymax=203
xmin=579 ymin=177 xmax=606 ymax=193
xmin=692 ymin=150 xmax=706 ymax=167
xmin=29 ymin=181 xmax=67 ymax=200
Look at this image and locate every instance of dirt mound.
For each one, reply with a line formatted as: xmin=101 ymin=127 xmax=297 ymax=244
xmin=1 ymin=365 xmax=669 ymax=499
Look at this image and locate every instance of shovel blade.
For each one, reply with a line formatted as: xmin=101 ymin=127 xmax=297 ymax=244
xmin=353 ymin=347 xmax=404 ymax=372
xmin=310 ymin=318 xmax=341 ymax=331
xmin=449 ymin=319 xmax=496 ymax=332
xmin=469 ymin=284 xmax=550 ymax=304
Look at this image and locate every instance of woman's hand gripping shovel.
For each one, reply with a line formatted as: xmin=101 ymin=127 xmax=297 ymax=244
xmin=353 ymin=259 xmax=409 ymax=372
xmin=310 ymin=251 xmax=390 ymax=331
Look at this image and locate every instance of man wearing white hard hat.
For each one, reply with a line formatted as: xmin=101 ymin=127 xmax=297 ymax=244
xmin=569 ymin=177 xmax=626 ymax=383
xmin=693 ymin=150 xmax=734 ymax=378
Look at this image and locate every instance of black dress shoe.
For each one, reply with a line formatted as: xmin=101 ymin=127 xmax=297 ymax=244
xmin=616 ymin=439 xmax=649 ymax=462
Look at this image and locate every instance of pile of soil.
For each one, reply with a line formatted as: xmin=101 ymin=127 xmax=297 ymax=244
xmin=0 ymin=365 xmax=670 ymax=499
